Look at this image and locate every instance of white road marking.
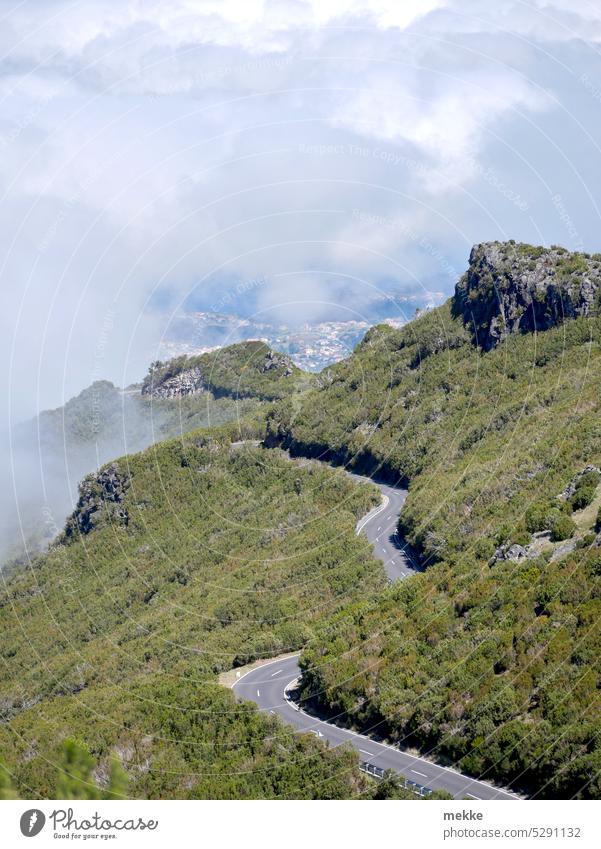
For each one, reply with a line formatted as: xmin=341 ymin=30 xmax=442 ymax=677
xmin=377 ymin=526 xmax=381 ymax=531
xmin=233 ymin=655 xmax=518 ymax=800
xmin=359 ymin=749 xmax=374 ymax=756
xmin=257 ymin=689 xmax=260 ymax=697
xmin=271 ymin=669 xmax=282 ymax=676
xmin=411 ymin=770 xmax=427 ymax=778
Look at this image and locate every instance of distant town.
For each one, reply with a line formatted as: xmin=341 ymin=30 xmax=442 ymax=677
xmin=159 ymin=310 xmax=415 ymax=371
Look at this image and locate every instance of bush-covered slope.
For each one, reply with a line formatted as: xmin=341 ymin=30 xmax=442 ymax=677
xmin=142 ymin=340 xmax=308 ymax=401
xmin=4 ymin=341 xmax=297 ymax=567
xmin=0 ymin=430 xmax=381 ymax=799
xmin=5 ymin=240 xmax=600 ymax=800
xmin=264 ymin=242 xmax=601 ymax=798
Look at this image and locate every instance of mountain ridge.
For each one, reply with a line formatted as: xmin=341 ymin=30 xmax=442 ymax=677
xmin=2 ymin=239 xmax=601 ymax=799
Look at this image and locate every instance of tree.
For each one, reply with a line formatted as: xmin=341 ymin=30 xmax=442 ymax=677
xmin=56 ymin=739 xmax=102 ymax=799
xmin=428 ymin=789 xmax=454 ymax=799
xmin=105 ymin=757 xmax=129 ymax=799
xmin=525 ymin=504 xmax=546 ymax=533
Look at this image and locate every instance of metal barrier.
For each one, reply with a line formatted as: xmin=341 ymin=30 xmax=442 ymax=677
xmin=359 ymin=761 xmax=433 ymax=797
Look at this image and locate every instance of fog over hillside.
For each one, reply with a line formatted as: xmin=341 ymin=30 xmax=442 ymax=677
xmin=2 ymin=1 xmax=601 ymax=571
xmin=2 ymin=1 xmax=601 ymax=810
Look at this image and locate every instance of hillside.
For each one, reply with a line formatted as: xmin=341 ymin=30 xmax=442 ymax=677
xmin=0 ymin=429 xmax=382 ymax=798
xmin=3 ymin=341 xmax=305 ymax=568
xmin=3 ymin=240 xmax=601 ymax=800
xmin=264 ymin=241 xmax=601 ymax=798
xmin=141 ymin=340 xmax=307 ymax=401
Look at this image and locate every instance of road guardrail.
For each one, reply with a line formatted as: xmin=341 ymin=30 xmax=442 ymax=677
xmin=359 ymin=761 xmax=433 ymax=797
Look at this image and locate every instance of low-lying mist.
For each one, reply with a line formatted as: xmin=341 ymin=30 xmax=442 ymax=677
xmin=0 ymin=378 xmax=252 ymax=570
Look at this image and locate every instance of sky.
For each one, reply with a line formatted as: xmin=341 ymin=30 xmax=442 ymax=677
xmin=2 ymin=0 xmax=601 ymax=422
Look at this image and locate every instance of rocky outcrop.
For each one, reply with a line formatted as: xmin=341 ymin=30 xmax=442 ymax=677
xmin=142 ymin=365 xmax=207 ymax=399
xmin=491 ymin=542 xmax=529 ymax=563
xmin=260 ymin=349 xmax=294 ymax=376
xmin=559 ymin=465 xmax=601 ymax=500
xmin=140 ymin=344 xmax=296 ymax=400
xmin=63 ymin=463 xmax=130 ymax=540
xmin=453 ymin=242 xmax=601 ymax=350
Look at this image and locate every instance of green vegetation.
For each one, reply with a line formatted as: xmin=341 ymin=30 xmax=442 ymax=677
xmin=569 ymin=471 xmax=600 ymax=511
xmin=0 ymin=431 xmax=382 ymax=799
xmin=265 ymin=280 xmax=601 ymax=797
xmin=549 ymin=513 xmax=576 ymax=542
xmin=142 ymin=341 xmax=309 ymax=401
xmin=18 ymin=378 xmax=264 ymax=461
xmin=6 ymin=374 xmax=266 ymax=568
xmin=525 ymin=502 xmax=556 ymax=534
xmin=5 ymin=241 xmax=601 ymax=800
xmin=5 ymin=340 xmax=308 ymax=570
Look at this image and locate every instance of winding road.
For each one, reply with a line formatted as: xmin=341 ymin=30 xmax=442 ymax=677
xmin=348 ymin=473 xmax=414 ymax=581
xmin=233 ymin=466 xmax=518 ymax=800
xmin=234 ymin=655 xmax=516 ymax=800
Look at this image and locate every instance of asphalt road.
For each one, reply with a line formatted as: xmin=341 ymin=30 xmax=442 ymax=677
xmin=233 ymin=655 xmax=517 ymax=800
xmin=232 ymin=466 xmax=518 ymax=800
xmin=347 ymin=473 xmax=414 ymax=581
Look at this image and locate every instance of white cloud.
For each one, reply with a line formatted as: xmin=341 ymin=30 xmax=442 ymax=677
xmin=1 ymin=0 xmax=601 ymax=425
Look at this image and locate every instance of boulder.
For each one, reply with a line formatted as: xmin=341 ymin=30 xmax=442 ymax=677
xmin=492 ymin=542 xmax=528 ymax=563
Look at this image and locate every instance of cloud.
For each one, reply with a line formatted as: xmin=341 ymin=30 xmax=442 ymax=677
xmin=1 ymin=0 xmax=601 ymax=428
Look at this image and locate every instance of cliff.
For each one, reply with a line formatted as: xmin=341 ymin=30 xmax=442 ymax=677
xmin=453 ymin=241 xmax=601 ymax=349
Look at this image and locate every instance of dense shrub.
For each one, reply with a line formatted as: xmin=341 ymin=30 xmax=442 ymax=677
xmin=525 ymin=502 xmax=553 ymax=533
xmin=549 ymin=514 xmax=577 ymax=542
xmin=571 ymin=485 xmax=596 ymax=511
xmin=276 ymin=299 xmax=601 ymax=798
xmin=0 ymin=436 xmax=380 ymax=799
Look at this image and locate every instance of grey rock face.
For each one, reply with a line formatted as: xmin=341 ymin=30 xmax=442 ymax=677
xmin=559 ymin=465 xmax=601 ymax=499
xmin=453 ymin=242 xmax=601 ymax=350
xmin=492 ymin=542 xmax=528 ymax=563
xmin=260 ymin=349 xmax=294 ymax=376
xmin=63 ymin=463 xmax=130 ymax=540
xmin=142 ymin=366 xmax=207 ymax=399
xmin=140 ymin=346 xmax=294 ymax=400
